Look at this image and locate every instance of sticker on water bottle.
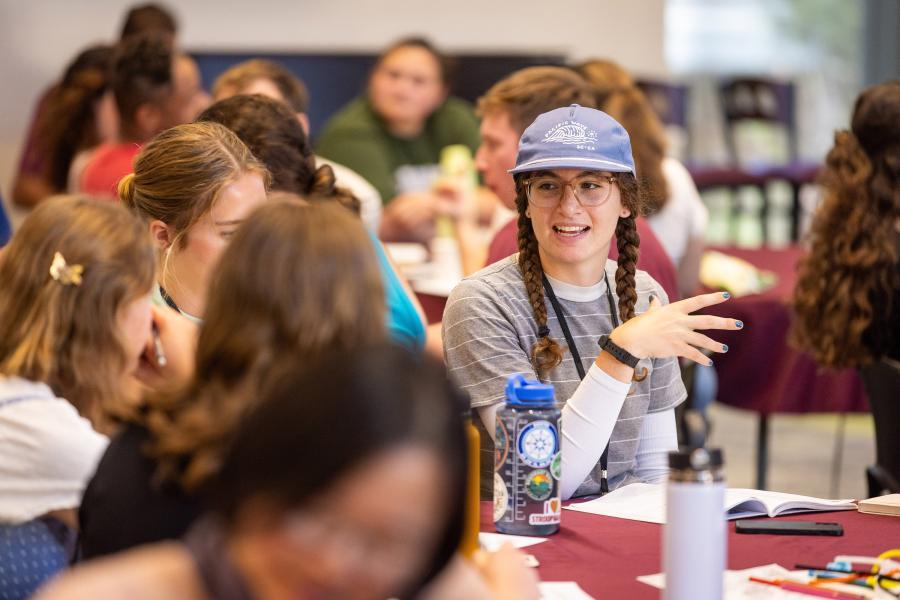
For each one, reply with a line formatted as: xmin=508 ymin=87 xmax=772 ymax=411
xmin=528 ymin=498 xmax=561 ymax=526
xmin=517 ymin=420 xmax=557 ymax=468
xmin=550 ymin=452 xmax=562 ymax=480
xmin=493 ymin=473 xmax=509 ymax=522
xmin=524 ymin=469 xmax=553 ymax=501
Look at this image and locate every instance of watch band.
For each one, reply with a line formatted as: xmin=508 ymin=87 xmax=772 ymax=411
xmin=597 ymin=335 xmax=640 ymax=369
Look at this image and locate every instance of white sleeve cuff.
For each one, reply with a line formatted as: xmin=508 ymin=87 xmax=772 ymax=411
xmin=633 ymin=408 xmax=678 ymax=484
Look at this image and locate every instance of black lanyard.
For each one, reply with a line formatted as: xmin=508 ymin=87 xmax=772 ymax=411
xmin=158 ymin=285 xmax=181 ymax=313
xmin=542 ymin=271 xmax=619 ymax=495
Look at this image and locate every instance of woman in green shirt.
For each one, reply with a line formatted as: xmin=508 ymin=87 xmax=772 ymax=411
xmin=316 ymin=38 xmax=482 ymax=243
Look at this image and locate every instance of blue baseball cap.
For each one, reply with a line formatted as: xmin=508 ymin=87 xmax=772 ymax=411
xmin=509 ymin=104 xmax=636 ymax=176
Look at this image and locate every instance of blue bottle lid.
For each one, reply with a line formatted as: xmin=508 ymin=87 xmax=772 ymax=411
xmin=505 ymin=374 xmax=555 ymax=409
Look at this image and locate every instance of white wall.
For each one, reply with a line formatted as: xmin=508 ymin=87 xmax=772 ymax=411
xmin=0 ymin=0 xmax=666 ymax=217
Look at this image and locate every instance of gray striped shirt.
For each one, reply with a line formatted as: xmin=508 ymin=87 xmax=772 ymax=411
xmin=443 ymin=255 xmax=686 ymax=495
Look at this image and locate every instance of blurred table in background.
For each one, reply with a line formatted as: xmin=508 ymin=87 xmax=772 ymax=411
xmin=701 ymin=245 xmax=867 ymax=489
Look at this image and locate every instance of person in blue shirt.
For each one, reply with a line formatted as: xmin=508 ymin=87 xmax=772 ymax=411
xmin=0 ymin=193 xmax=11 ymax=246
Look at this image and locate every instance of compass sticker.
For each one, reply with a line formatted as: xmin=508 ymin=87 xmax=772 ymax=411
xmin=516 ymin=420 xmax=557 ymax=468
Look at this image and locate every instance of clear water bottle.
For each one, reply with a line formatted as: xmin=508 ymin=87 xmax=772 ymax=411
xmin=493 ymin=374 xmax=561 ymax=536
xmin=663 ymin=447 xmax=726 ymax=600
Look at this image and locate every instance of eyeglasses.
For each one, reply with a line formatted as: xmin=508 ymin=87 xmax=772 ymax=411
xmin=525 ymin=174 xmax=617 ymax=208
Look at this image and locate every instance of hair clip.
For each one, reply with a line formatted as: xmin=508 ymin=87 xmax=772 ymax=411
xmin=49 ymin=252 xmax=84 ymax=286
xmin=538 ymin=325 xmax=550 ymax=338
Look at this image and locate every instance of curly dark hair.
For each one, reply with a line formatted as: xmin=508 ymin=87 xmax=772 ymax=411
xmin=791 ymin=80 xmax=900 ymax=369
xmin=36 ymin=45 xmax=114 ymax=191
xmin=196 ymin=94 xmax=361 ymax=215
xmin=120 ymin=3 xmax=177 ymax=40
xmin=111 ymin=32 xmax=172 ymax=130
xmin=514 ymin=172 xmax=643 ymax=380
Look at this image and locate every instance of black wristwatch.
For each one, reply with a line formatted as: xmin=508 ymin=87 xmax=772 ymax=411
xmin=597 ymin=335 xmax=641 ymax=368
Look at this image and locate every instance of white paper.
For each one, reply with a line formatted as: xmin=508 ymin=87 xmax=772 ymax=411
xmin=539 ymin=581 xmax=596 ymax=600
xmin=478 ymin=531 xmax=549 ymax=552
xmin=638 ymin=564 xmax=804 ymax=599
xmin=565 ymin=483 xmax=856 ymax=525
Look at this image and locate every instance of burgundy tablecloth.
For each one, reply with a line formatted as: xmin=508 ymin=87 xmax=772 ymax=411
xmin=481 ymin=501 xmax=900 ymax=598
xmin=701 ymin=245 xmax=867 ymax=414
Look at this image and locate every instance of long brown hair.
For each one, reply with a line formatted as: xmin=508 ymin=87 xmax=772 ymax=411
xmin=0 ymin=196 xmax=155 ymax=429
xmin=577 ymin=60 xmax=670 ymax=212
xmin=791 ymin=80 xmax=900 ymax=369
xmin=140 ymin=200 xmax=386 ymax=490
xmin=515 ymin=173 xmax=643 ymax=380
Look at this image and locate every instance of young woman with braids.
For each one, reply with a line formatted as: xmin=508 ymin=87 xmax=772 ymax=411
xmin=443 ymin=105 xmax=742 ymax=500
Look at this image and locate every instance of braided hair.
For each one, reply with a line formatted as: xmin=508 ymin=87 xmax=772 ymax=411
xmin=515 ymin=172 xmax=643 ymax=381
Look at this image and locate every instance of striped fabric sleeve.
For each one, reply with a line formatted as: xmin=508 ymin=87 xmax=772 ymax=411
xmin=443 ymin=278 xmax=538 ymax=408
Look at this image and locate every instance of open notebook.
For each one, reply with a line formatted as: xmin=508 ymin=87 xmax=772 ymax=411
xmin=565 ymin=483 xmax=856 ymax=524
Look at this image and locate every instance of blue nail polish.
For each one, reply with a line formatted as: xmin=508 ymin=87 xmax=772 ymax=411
xmin=723 ymin=291 xmax=731 ymax=299
xmin=736 ymin=320 xmax=744 ymax=328
xmin=708 ymin=359 xmax=714 ymax=366
xmin=722 ymin=344 xmax=729 ymax=353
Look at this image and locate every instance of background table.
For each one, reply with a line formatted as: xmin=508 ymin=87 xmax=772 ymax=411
xmin=482 ymin=502 xmax=900 ymax=599
xmin=701 ymin=245 xmax=868 ymax=489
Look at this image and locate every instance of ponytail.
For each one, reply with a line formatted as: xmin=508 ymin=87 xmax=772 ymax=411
xmin=117 ymin=172 xmax=137 ymax=208
xmin=306 ymin=163 xmax=362 ymax=216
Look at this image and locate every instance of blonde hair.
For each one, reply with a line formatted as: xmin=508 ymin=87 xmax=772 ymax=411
xmin=576 ymin=60 xmax=670 ymax=211
xmin=0 ymin=195 xmax=155 ymax=429
xmin=212 ymin=58 xmax=309 ymax=113
xmin=476 ymin=66 xmax=595 ymax=133
xmin=140 ymin=200 xmax=387 ymax=490
xmin=118 ymin=121 xmax=269 ymax=256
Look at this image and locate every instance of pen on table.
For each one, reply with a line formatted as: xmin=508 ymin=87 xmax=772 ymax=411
xmin=796 ymin=563 xmax=900 ymax=583
xmin=749 ymin=577 xmax=867 ymax=600
xmin=151 ymin=323 xmax=167 ymax=368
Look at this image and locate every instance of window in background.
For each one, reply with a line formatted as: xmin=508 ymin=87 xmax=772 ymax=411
xmin=666 ymin=0 xmax=863 ymax=162
xmin=664 ymin=0 xmax=864 ymax=246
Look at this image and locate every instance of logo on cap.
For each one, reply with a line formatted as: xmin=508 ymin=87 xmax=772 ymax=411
xmin=542 ymin=120 xmax=597 ymax=150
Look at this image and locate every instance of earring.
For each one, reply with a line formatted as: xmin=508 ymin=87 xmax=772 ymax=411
xmin=525 ymin=208 xmax=532 ymax=218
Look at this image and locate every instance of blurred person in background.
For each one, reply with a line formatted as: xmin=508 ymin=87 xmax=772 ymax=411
xmin=79 ymin=33 xmax=210 ymax=199
xmin=11 ymin=3 xmax=178 ymax=209
xmin=212 ymin=59 xmax=383 ymax=231
xmin=317 ymin=37 xmax=498 ymax=245
xmin=577 ymin=59 xmax=707 ymax=298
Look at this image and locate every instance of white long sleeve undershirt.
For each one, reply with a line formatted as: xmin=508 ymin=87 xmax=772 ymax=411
xmin=478 ymin=362 xmax=678 ymax=500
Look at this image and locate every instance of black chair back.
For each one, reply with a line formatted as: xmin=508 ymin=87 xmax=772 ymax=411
xmin=860 ymin=358 xmax=900 ymax=496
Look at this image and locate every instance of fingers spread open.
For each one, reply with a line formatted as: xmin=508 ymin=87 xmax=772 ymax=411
xmin=686 ymin=314 xmax=742 ymax=331
xmin=674 ymin=291 xmax=732 ymax=314
xmin=685 ymin=331 xmax=726 ymax=354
